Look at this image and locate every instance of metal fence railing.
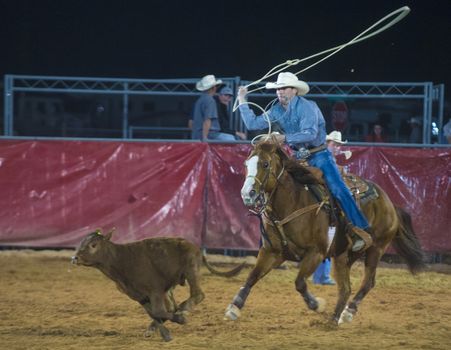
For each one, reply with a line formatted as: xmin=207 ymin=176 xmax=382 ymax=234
xmin=3 ymin=74 xmax=446 ymax=145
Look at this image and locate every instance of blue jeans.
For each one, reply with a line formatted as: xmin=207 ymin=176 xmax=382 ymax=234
xmin=208 ymin=131 xmax=236 ymax=141
xmin=313 ymin=258 xmax=334 ymax=284
xmin=307 ymin=149 xmax=369 ymax=229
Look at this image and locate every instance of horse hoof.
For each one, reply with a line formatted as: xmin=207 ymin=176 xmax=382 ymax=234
xmin=316 ymin=297 xmax=326 ymax=313
xmin=224 ymin=304 xmax=241 ymax=321
xmin=338 ymin=307 xmax=354 ymax=325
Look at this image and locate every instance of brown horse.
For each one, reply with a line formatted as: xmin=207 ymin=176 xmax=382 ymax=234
xmin=224 ymin=138 xmax=425 ymax=324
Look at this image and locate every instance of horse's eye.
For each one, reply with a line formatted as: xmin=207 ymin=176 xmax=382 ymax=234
xmin=262 ymin=161 xmax=269 ymax=168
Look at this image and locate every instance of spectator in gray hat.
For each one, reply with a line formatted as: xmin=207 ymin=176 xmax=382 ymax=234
xmin=214 ymin=86 xmax=246 ymax=140
xmin=191 ymin=75 xmax=236 ymax=141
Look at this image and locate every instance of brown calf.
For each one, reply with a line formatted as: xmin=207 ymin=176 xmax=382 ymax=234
xmin=72 ymin=229 xmax=244 ymax=341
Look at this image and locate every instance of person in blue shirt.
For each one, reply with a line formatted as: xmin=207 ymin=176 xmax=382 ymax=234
xmin=237 ymin=72 xmax=372 ymax=252
xmin=191 ymin=75 xmax=236 ymax=141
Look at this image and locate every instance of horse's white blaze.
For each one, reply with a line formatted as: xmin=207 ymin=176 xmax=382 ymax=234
xmin=241 ymin=155 xmax=259 ymax=203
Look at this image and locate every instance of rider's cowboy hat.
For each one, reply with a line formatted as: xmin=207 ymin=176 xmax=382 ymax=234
xmin=196 ymin=75 xmax=223 ymax=91
xmin=265 ymin=72 xmax=310 ymax=96
xmin=326 ymin=130 xmax=347 ymax=144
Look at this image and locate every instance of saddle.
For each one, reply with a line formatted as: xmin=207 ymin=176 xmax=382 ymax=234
xmin=300 ymin=164 xmax=377 ymax=256
xmin=304 ymin=165 xmax=379 ymax=207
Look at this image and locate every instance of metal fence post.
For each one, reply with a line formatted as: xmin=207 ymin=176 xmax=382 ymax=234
xmin=437 ymin=84 xmax=445 ymax=143
xmin=3 ymin=75 xmax=14 ymax=136
xmin=122 ymin=82 xmax=129 ymax=139
xmin=425 ymin=82 xmax=433 ymax=144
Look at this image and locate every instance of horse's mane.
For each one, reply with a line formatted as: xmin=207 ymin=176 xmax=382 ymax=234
xmin=255 ymin=140 xmax=319 ymax=185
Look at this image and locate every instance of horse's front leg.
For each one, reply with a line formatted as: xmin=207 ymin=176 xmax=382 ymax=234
xmin=295 ymin=249 xmax=326 ymax=312
xmin=224 ymin=247 xmax=283 ymax=321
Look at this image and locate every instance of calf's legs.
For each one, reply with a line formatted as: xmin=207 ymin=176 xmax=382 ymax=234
xmin=142 ymin=302 xmax=173 ymax=342
xmin=178 ymin=258 xmax=205 ymax=313
xmin=140 ymin=289 xmax=185 ymax=342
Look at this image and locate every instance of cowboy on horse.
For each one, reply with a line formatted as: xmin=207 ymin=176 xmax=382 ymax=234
xmin=225 ymin=73 xmax=424 ymax=324
xmin=237 ymin=72 xmax=372 ymax=252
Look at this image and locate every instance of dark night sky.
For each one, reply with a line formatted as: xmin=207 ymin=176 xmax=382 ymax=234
xmin=1 ymin=0 xmax=450 ymax=101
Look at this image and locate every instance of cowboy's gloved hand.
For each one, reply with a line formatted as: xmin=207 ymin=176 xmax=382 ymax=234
xmin=237 ymin=86 xmax=248 ymax=104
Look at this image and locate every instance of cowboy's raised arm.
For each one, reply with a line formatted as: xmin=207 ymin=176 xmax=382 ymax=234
xmin=237 ymin=86 xmax=271 ymax=131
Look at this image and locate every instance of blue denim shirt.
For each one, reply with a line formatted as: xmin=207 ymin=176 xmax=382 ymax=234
xmin=238 ymin=96 xmax=326 ymax=149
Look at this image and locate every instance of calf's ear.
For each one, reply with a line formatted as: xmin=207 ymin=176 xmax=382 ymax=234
xmin=104 ymin=227 xmax=116 ymax=241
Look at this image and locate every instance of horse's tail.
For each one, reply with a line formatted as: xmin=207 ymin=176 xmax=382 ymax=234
xmin=202 ymin=250 xmax=246 ymax=278
xmin=391 ymin=206 xmax=426 ymax=274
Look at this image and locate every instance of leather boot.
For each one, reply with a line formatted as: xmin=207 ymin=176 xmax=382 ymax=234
xmin=350 ymin=226 xmax=373 ymax=252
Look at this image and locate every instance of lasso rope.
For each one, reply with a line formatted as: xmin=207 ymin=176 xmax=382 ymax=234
xmin=233 ymin=6 xmax=411 ymax=144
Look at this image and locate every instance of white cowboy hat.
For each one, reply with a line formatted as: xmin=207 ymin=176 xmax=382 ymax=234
xmin=196 ymin=75 xmax=223 ymax=91
xmin=265 ymin=72 xmax=310 ymax=96
xmin=326 ymin=130 xmax=347 ymax=144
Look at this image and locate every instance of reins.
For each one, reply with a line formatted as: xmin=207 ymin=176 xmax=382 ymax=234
xmin=263 ymin=195 xmax=327 ymax=261
xmin=248 ymin=163 xmax=285 ymax=247
xmin=272 ymin=200 xmax=327 ymax=228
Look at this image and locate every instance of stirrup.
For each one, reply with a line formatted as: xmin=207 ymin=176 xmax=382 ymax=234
xmin=351 ymin=237 xmax=366 ymax=252
xmin=350 ymin=226 xmax=373 ymax=252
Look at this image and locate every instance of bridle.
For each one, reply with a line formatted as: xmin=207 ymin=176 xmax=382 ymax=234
xmin=245 ymin=151 xmax=285 ymax=214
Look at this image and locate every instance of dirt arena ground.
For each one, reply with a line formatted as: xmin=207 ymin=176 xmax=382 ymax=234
xmin=1 ymin=250 xmax=450 ymax=350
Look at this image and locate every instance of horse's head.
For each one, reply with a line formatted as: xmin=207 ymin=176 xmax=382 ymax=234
xmin=241 ymin=137 xmax=288 ymax=209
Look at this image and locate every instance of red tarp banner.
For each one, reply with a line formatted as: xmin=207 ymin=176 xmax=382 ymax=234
xmin=0 ymin=140 xmax=449 ymax=252
xmin=0 ymin=141 xmax=209 ymax=247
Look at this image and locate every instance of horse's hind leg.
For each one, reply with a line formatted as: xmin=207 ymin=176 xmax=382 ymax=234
xmin=332 ymin=252 xmax=352 ymax=323
xmin=224 ymin=248 xmax=283 ymax=321
xmin=338 ymin=246 xmax=384 ymax=324
xmin=295 ymin=250 xmax=325 ymax=312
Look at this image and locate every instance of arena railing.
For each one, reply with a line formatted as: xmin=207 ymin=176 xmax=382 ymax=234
xmin=3 ymin=74 xmax=446 ymax=144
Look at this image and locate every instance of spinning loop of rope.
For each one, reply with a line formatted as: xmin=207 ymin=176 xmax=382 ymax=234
xmin=231 ymin=6 xmax=411 ymax=144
